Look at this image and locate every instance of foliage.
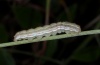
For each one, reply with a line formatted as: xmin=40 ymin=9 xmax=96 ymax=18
xmin=0 ymin=0 xmax=100 ymax=65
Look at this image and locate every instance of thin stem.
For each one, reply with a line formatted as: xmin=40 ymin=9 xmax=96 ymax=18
xmin=84 ymin=15 xmax=100 ymax=29
xmin=0 ymin=30 xmax=100 ymax=47
xmin=45 ymin=0 xmax=51 ymax=25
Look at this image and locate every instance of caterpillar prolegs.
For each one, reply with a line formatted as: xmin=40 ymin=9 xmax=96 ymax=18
xmin=14 ymin=22 xmax=81 ymax=41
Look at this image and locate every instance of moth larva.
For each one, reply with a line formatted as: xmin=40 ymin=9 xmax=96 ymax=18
xmin=14 ymin=22 xmax=81 ymax=41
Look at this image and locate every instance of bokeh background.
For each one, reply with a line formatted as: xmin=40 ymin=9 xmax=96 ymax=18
xmin=0 ymin=0 xmax=100 ymax=65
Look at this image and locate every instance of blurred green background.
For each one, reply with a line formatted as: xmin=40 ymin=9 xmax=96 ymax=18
xmin=0 ymin=0 xmax=100 ymax=65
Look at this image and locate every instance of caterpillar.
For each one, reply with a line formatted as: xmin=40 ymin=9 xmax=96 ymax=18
xmin=14 ymin=22 xmax=81 ymax=41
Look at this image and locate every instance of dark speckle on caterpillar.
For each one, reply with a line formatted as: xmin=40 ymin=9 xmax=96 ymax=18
xmin=14 ymin=22 xmax=81 ymax=41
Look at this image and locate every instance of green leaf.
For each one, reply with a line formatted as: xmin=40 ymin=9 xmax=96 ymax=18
xmin=51 ymin=0 xmax=60 ymax=13
xmin=12 ymin=5 xmax=33 ymax=29
xmin=31 ymin=10 xmax=43 ymax=27
xmin=69 ymin=4 xmax=77 ymax=21
xmin=0 ymin=48 xmax=15 ymax=65
xmin=12 ymin=5 xmax=43 ymax=29
xmin=0 ymin=24 xmax=8 ymax=43
xmin=45 ymin=40 xmax=57 ymax=56
xmin=56 ymin=11 xmax=68 ymax=21
xmin=42 ymin=40 xmax=58 ymax=64
xmin=72 ymin=46 xmax=100 ymax=62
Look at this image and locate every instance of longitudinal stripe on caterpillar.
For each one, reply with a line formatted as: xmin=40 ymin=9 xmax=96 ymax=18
xmin=14 ymin=22 xmax=81 ymax=41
